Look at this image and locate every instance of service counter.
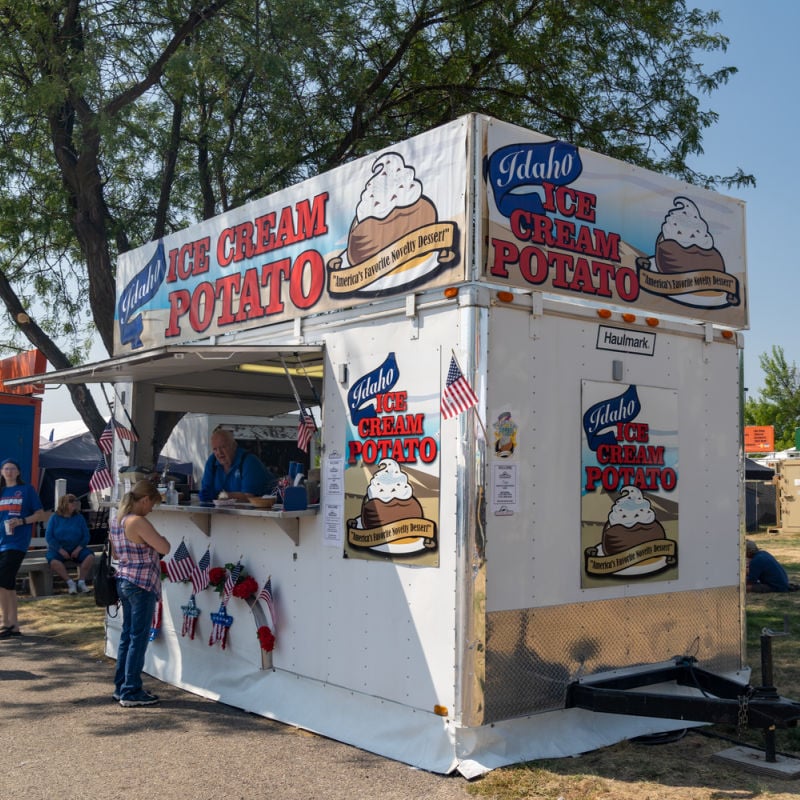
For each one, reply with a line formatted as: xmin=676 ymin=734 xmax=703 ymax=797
xmin=149 ymin=502 xmax=318 ymax=546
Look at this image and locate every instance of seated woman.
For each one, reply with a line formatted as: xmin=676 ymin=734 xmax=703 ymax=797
xmin=45 ymin=494 xmax=95 ymax=594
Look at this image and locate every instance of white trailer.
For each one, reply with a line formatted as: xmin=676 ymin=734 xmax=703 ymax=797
xmin=22 ymin=115 xmax=799 ymax=777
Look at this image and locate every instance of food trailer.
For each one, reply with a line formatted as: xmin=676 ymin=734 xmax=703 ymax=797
xmin=19 ymin=114 xmax=800 ymax=776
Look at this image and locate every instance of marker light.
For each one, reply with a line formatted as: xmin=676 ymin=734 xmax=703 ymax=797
xmin=622 ymin=313 xmax=636 ymax=323
xmin=496 ymin=291 xmax=514 ymax=303
xmin=443 ymin=287 xmax=459 ymax=299
xmin=597 ymin=308 xmax=612 ymax=319
xmin=645 ymin=317 xmax=660 ymax=327
xmin=721 ymin=329 xmax=734 ymax=340
xmin=433 ymin=705 xmax=449 ymax=717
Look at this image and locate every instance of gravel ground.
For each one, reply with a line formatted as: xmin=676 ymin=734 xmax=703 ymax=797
xmin=1 ymin=634 xmax=476 ymax=800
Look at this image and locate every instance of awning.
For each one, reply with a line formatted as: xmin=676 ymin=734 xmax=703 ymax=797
xmin=5 ymin=345 xmax=324 ymax=417
xmin=745 ymin=457 xmax=775 ymax=481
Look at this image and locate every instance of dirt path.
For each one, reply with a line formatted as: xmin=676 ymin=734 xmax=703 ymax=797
xmin=1 ymin=633 xmax=474 ymax=800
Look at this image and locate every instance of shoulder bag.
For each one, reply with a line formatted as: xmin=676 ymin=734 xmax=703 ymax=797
xmin=94 ymin=538 xmax=119 ymax=614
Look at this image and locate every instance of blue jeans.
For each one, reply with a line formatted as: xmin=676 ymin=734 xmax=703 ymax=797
xmin=114 ymin=578 xmax=157 ymax=699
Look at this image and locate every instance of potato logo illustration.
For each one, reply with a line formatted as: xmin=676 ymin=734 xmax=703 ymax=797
xmin=327 ymin=153 xmax=457 ymax=297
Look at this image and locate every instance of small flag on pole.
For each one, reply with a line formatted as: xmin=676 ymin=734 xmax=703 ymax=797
xmin=297 ymin=407 xmax=316 ymax=453
xmin=89 ymin=454 xmax=114 ymax=493
xmin=441 ymin=355 xmax=479 ymax=420
xmin=222 ymin=560 xmax=242 ymax=604
xmin=191 ymin=547 xmax=211 ymax=594
xmin=99 ymin=417 xmax=138 ymax=454
xmin=258 ymin=576 xmax=277 ymax=628
xmin=166 ymin=540 xmax=196 ymax=583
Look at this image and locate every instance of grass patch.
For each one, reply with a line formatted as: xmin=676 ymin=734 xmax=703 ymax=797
xmin=17 ymin=593 xmax=108 ymax=660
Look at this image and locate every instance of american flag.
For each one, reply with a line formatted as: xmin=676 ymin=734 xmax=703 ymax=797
xmin=166 ymin=540 xmax=196 ymax=583
xmin=297 ymin=407 xmax=316 ymax=453
xmin=222 ymin=560 xmax=242 ymax=604
xmin=191 ymin=547 xmax=211 ymax=594
xmin=89 ymin=454 xmax=114 ymax=493
xmin=99 ymin=417 xmax=138 ymax=455
xmin=258 ymin=575 xmax=277 ymax=628
xmin=441 ymin=356 xmax=479 ymax=420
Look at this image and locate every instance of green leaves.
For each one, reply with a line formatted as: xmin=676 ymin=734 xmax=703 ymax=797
xmin=746 ymin=346 xmax=800 ymax=450
xmin=0 ymin=0 xmax=752 ymax=429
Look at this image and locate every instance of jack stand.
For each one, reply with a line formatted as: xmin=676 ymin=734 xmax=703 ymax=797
xmin=713 ymin=617 xmax=800 ymax=778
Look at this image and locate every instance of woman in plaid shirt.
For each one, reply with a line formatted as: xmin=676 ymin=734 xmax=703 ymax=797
xmin=110 ymin=480 xmax=171 ymax=707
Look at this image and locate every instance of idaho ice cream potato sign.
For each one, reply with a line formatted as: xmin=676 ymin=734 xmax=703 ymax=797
xmin=484 ymin=119 xmax=747 ymax=328
xmin=114 ymin=124 xmax=465 ymax=353
xmin=343 ymin=352 xmax=440 ymax=566
xmin=581 ymin=381 xmax=679 ymax=588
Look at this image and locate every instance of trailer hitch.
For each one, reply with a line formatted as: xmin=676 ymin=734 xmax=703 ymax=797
xmin=566 ymin=619 xmax=800 ymax=762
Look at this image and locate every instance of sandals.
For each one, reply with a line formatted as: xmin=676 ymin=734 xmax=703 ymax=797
xmin=0 ymin=626 xmax=21 ymax=639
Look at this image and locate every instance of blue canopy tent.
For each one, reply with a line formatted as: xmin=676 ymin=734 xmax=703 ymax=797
xmin=38 ymin=430 xmax=192 ymax=511
xmin=38 ymin=431 xmax=103 ymax=511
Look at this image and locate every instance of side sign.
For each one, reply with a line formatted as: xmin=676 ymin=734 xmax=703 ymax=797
xmin=114 ymin=122 xmax=467 ymax=354
xmin=485 ymin=118 xmax=747 ymax=329
xmin=344 ymin=351 xmax=440 ymax=566
xmin=580 ymin=381 xmax=679 ymax=587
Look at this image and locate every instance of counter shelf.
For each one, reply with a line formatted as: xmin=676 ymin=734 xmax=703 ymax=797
xmin=108 ymin=501 xmax=317 ymax=545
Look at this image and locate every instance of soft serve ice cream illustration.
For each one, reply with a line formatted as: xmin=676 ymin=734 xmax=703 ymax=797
xmin=654 ymin=196 xmax=725 ymax=275
xmin=327 ymin=151 xmax=457 ymax=297
xmin=358 ymin=458 xmax=424 ymax=529
xmin=601 ymin=485 xmax=666 ymax=556
xmin=347 ymin=458 xmax=436 ymax=556
xmin=346 ymin=153 xmax=436 ymax=267
xmin=635 ymin=194 xmax=739 ymax=310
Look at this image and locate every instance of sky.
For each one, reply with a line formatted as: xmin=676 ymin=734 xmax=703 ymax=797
xmin=689 ymin=0 xmax=798 ymax=396
xmin=39 ymin=0 xmax=796 ymax=424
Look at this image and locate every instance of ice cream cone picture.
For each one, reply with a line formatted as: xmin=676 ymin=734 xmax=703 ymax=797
xmin=636 ymin=196 xmax=740 ymax=309
xmin=347 ymin=458 xmax=436 ymax=555
xmin=327 ymin=152 xmax=458 ymax=297
xmin=586 ymin=486 xmax=677 ymax=578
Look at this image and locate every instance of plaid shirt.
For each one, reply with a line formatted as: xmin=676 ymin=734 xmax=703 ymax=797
xmin=110 ymin=514 xmax=162 ymax=597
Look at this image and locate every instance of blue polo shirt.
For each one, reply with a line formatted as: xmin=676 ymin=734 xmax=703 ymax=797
xmin=199 ymin=447 xmax=277 ymax=500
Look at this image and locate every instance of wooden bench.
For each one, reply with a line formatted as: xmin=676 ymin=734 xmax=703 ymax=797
xmin=19 ymin=535 xmax=105 ymax=597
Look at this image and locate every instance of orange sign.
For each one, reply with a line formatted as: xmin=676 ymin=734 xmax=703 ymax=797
xmin=0 ymin=349 xmax=45 ymax=395
xmin=744 ymin=425 xmax=774 ymax=453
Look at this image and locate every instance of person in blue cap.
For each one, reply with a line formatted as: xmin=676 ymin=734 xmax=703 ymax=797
xmin=1 ymin=458 xmax=46 ymax=639
xmin=199 ymin=427 xmax=277 ymax=502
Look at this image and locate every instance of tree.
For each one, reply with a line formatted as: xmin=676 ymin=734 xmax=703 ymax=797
xmin=745 ymin=346 xmax=800 ymax=451
xmin=0 ymin=0 xmax=751 ymax=454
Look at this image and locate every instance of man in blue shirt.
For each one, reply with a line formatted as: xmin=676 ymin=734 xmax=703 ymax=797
xmin=746 ymin=539 xmax=790 ymax=593
xmin=199 ymin=428 xmax=277 ymax=501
